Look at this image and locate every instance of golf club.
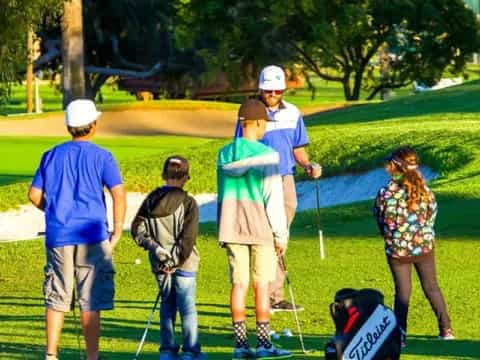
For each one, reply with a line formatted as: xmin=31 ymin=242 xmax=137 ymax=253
xmin=280 ymin=257 xmax=315 ymax=354
xmin=71 ymin=289 xmax=84 ymax=360
xmin=133 ymin=274 xmax=169 ymax=360
xmin=314 ymin=177 xmax=325 ymax=260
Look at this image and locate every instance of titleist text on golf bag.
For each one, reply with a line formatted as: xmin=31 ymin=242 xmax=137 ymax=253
xmin=324 ymin=288 xmax=401 ymax=360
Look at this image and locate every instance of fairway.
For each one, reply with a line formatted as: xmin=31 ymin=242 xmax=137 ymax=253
xmin=0 ymin=136 xmax=212 ymax=186
xmin=0 ymin=81 xmax=479 ymax=359
xmin=1 ymin=205 xmax=479 ymax=359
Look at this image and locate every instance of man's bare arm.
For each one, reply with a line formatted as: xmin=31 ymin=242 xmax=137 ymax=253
xmin=293 ymin=147 xmax=322 ymax=178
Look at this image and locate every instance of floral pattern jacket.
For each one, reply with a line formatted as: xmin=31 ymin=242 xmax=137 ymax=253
xmin=374 ymin=180 xmax=437 ymax=258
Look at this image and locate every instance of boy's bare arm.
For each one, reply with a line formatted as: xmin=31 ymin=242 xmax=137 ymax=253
xmin=109 ymin=184 xmax=126 ymax=249
xmin=28 ymin=186 xmax=45 ymax=211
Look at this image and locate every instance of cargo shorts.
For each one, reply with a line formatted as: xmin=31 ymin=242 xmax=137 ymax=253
xmin=225 ymin=243 xmax=277 ymax=285
xmin=43 ymin=240 xmax=114 ymax=312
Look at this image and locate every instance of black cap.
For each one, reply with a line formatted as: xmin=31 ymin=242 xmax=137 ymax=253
xmin=238 ymin=99 xmax=268 ymax=121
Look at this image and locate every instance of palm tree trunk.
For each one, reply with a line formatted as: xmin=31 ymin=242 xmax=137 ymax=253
xmin=61 ymin=0 xmax=85 ymax=108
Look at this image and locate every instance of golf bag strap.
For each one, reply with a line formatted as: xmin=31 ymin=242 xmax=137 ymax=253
xmin=343 ymin=307 xmax=360 ymax=334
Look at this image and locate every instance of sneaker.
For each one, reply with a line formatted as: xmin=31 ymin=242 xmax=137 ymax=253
xmin=232 ymin=347 xmax=256 ymax=359
xmin=45 ymin=355 xmax=58 ymax=360
xmin=182 ymin=351 xmax=207 ymax=360
xmin=256 ymin=345 xmax=292 ymax=359
xmin=438 ymin=328 xmax=455 ymax=340
xmin=270 ymin=300 xmax=304 ymax=313
xmin=160 ymin=350 xmax=180 ymax=360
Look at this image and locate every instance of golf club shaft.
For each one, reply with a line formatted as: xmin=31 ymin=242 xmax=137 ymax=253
xmin=286 ymin=274 xmax=308 ymax=352
xmin=134 ymin=274 xmax=167 ymax=359
xmin=280 ymin=257 xmax=313 ymax=354
xmin=319 ymin=229 xmax=325 ymax=260
xmin=314 ymin=179 xmax=325 ymax=260
xmin=71 ymin=289 xmax=84 ymax=360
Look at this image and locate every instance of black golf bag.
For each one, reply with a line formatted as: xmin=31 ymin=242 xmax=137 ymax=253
xmin=324 ymin=288 xmax=401 ymax=360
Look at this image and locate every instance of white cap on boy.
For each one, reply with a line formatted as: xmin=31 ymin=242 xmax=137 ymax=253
xmin=65 ymin=99 xmax=102 ymax=127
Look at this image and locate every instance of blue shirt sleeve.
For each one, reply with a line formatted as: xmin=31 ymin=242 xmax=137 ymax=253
xmin=293 ymin=115 xmax=309 ymax=148
xmin=234 ymin=121 xmax=243 ymax=138
xmin=31 ymin=152 xmax=48 ymax=190
xmin=102 ymin=152 xmax=123 ymax=189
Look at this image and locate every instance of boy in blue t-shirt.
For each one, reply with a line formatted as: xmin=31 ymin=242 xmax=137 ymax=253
xmin=29 ymin=99 xmax=126 ymax=360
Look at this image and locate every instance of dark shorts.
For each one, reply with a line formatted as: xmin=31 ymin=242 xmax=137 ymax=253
xmin=43 ymin=240 xmax=114 ymax=312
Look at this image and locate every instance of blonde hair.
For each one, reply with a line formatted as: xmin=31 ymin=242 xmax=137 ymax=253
xmin=388 ymin=146 xmax=434 ymax=211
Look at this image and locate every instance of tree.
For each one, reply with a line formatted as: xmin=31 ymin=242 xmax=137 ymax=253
xmin=35 ymin=0 xmax=200 ymax=101
xmin=177 ymin=0 xmax=283 ymax=91
xmin=182 ymin=0 xmax=480 ymax=100
xmin=0 ymin=0 xmax=60 ymax=103
xmin=62 ymin=0 xmax=86 ymax=106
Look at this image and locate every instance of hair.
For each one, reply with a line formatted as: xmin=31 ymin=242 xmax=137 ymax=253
xmin=388 ymin=146 xmax=434 ymax=210
xmin=67 ymin=121 xmax=96 ymax=138
xmin=162 ymin=155 xmax=189 ymax=180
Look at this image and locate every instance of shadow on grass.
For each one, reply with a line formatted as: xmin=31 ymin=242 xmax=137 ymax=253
xmin=0 ymin=174 xmax=32 ymax=186
xmin=2 ymin=302 xmax=479 ymax=360
xmin=403 ymin=336 xmax=480 ymax=359
xmin=0 ymin=296 xmax=44 ymax=308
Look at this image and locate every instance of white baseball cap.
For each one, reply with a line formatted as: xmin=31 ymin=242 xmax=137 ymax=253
xmin=65 ymin=99 xmax=101 ymax=127
xmin=258 ymin=65 xmax=286 ymax=90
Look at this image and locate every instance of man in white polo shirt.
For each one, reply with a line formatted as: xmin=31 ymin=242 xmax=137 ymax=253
xmin=235 ymin=65 xmax=322 ymax=312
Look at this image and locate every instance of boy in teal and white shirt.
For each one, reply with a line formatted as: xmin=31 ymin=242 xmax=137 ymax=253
xmin=217 ymin=99 xmax=291 ymax=359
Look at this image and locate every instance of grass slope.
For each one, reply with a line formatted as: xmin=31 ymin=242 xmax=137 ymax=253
xmin=0 ymin=80 xmax=480 ymax=359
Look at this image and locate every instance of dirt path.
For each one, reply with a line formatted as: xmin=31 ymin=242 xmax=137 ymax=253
xmin=0 ymin=104 xmax=346 ymax=138
xmin=0 ymin=109 xmax=238 ymax=138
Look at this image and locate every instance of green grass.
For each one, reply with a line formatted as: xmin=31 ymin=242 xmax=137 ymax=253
xmin=0 ymin=135 xmax=212 ymax=211
xmin=0 ymin=200 xmax=478 ymax=359
xmin=0 ymin=82 xmax=137 ymax=115
xmin=1 ymin=76 xmax=480 ymax=359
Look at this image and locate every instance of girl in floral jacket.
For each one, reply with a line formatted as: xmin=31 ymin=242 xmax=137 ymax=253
xmin=374 ymin=146 xmax=453 ymax=346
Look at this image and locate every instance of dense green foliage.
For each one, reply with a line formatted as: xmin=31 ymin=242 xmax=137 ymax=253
xmin=182 ymin=0 xmax=480 ymax=100
xmin=2 ymin=0 xmax=479 ymax=103
xmin=0 ymin=0 xmax=60 ymax=102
